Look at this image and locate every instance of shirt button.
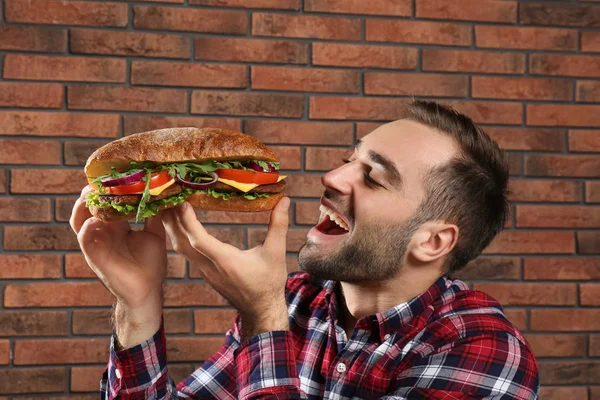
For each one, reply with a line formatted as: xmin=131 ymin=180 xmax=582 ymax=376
xmin=336 ymin=362 xmax=347 ymax=373
xmin=384 ymin=334 xmax=391 ymax=341
xmin=115 ymin=368 xmax=122 ymax=379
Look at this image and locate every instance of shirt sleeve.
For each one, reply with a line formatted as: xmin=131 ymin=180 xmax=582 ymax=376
xmin=234 ymin=330 xmax=307 ymax=400
xmin=378 ymin=331 xmax=540 ymax=400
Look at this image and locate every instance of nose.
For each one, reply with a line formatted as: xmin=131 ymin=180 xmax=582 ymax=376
xmin=321 ymin=162 xmax=355 ymax=195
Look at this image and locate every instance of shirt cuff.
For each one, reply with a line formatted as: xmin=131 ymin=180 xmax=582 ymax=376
xmin=234 ymin=330 xmax=301 ymax=399
xmin=105 ymin=322 xmax=167 ymax=397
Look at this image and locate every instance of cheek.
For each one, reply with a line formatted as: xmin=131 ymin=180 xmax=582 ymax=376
xmin=355 ymin=192 xmax=413 ymax=225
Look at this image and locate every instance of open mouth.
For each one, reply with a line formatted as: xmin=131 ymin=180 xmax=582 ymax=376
xmin=316 ymin=204 xmax=350 ymax=235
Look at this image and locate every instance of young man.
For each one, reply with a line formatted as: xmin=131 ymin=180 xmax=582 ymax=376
xmin=71 ymin=100 xmax=539 ymax=399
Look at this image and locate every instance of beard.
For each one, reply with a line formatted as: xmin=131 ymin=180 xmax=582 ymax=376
xmin=298 ymin=210 xmax=424 ymax=283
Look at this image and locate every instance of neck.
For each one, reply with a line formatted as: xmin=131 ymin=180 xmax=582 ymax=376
xmin=337 ymin=266 xmax=442 ymax=337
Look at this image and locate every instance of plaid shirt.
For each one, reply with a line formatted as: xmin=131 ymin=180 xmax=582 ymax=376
xmin=102 ymin=272 xmax=539 ymax=399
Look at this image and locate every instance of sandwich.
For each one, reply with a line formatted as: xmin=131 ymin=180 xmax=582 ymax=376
xmin=85 ymin=127 xmax=286 ymax=222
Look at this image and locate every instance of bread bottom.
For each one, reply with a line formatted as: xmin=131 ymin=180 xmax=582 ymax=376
xmin=89 ymin=191 xmax=284 ymax=222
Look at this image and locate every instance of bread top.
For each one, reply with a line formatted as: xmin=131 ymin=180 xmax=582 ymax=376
xmin=85 ymin=127 xmax=279 ymax=178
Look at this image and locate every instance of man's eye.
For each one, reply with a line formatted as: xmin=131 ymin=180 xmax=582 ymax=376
xmin=341 ymin=158 xmax=351 ymax=164
xmin=364 ymin=174 xmax=381 ymax=188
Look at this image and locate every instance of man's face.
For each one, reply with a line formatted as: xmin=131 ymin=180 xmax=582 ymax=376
xmin=298 ymin=119 xmax=458 ymax=283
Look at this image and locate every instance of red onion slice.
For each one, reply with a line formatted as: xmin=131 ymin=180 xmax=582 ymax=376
xmin=248 ymin=162 xmax=275 ymax=173
xmin=101 ymin=169 xmax=145 ymax=187
xmin=176 ymin=172 xmax=218 ymax=189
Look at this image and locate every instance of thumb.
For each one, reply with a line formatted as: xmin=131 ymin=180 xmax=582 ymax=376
xmin=264 ymin=197 xmax=290 ymax=252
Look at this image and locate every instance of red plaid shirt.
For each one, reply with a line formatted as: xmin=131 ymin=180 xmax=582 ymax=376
xmin=102 ymin=272 xmax=539 ymax=399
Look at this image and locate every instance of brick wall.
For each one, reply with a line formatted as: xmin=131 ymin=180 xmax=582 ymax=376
xmin=0 ymin=0 xmax=598 ymax=397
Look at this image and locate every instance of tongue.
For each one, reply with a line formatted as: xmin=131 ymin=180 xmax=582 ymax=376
xmin=316 ymin=215 xmax=348 ymax=235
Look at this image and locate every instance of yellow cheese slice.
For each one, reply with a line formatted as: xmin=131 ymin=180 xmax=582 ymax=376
xmin=277 ymin=175 xmax=287 ymax=182
xmin=149 ymin=178 xmax=176 ymax=196
xmin=217 ymin=178 xmax=258 ymax=193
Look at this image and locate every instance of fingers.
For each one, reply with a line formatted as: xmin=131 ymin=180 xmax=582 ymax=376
xmin=175 ymin=202 xmax=234 ymax=262
xmin=70 ymin=186 xmax=95 ymax=234
xmin=264 ymin=197 xmax=290 ymax=252
xmin=162 ymin=208 xmax=197 ymax=257
xmin=144 ymin=211 xmax=166 ymax=240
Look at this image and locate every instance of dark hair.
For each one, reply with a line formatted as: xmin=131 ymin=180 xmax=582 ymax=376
xmin=402 ymin=100 xmax=510 ymax=274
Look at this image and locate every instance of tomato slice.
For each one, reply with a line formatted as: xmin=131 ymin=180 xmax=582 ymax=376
xmin=216 ymin=169 xmax=279 ymax=185
xmin=108 ymin=171 xmax=172 ymax=195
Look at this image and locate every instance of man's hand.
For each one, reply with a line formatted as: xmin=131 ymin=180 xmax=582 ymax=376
xmin=70 ymin=186 xmax=168 ymax=348
xmin=162 ymin=197 xmax=291 ymax=342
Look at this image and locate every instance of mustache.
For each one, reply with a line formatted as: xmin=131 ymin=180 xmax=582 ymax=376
xmin=322 ymin=190 xmax=353 ymax=223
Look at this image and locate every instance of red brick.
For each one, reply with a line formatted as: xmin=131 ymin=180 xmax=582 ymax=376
xmin=192 ymin=91 xmax=303 ymax=117
xmin=287 ymin=255 xmax=300 ymax=273
xmin=445 ymin=101 xmax=523 ymax=124
xmin=503 ymin=309 xmax=526 ymax=331
xmin=520 ymin=2 xmax=600 ymax=27
xmin=5 ymin=0 xmax=127 ymax=27
xmin=367 ymin=20 xmax=471 ymax=46
xmin=580 ymin=284 xmax=600 ymax=305
xmin=70 ymin=29 xmax=190 ymax=59
xmin=525 ymin=155 xmax=600 ymax=177
xmin=305 ymin=0 xmax=410 ymax=16
xmin=539 ymin=362 xmax=600 ymax=385
xmin=4 ymin=225 xmax=79 ymax=251
xmin=582 ymin=31 xmax=600 ymax=52
xmin=416 ymin=0 xmax=516 ymax=22
xmin=587 ymin=181 xmax=600 ymax=203
xmin=305 ymin=147 xmax=352 ymax=171
xmin=252 ymin=66 xmax=359 ymax=93
xmin=507 ymin=153 xmax=522 ymax=176
xmin=453 ymin=257 xmax=520 ymax=281
xmin=0 ymin=111 xmax=120 ymax=138
xmin=526 ymin=334 xmax=586 ymax=357
xmin=577 ymin=81 xmax=600 ymax=103
xmin=0 ymin=139 xmax=61 ymax=165
xmin=524 ymin=257 xmax=600 ymax=280
xmin=0 ymin=82 xmax=62 ymax=109
xmin=15 ymin=339 xmax=108 ymax=365
xmin=248 ymin=228 xmax=309 ymax=252
xmin=539 ymin=387 xmax=589 ymax=400
xmin=0 ymin=311 xmax=68 ymax=336
xmin=578 ymin=231 xmax=599 ymax=254
xmin=356 ymin=122 xmax=383 ymax=139
xmin=134 ymin=5 xmax=247 ymax=34
xmin=473 ymin=283 xmax=576 ymax=305
xmin=164 ymin=282 xmax=228 ymax=306
xmin=3 ymin=55 xmax=126 ymax=83
xmin=195 ymin=37 xmax=308 ymax=64
xmin=131 ymin=61 xmax=246 ymax=88
xmin=245 ymin=121 xmax=352 ymax=145
xmin=485 ymin=127 xmax=565 ymax=151
xmin=72 ymin=309 xmax=190 ymax=334
xmin=192 ymin=210 xmax=270 ymax=226
xmin=295 ymin=200 xmax=320 ymax=225
xmin=5 ymin=282 xmax=112 ymax=307
xmin=0 ymin=198 xmax=51 ymax=222
xmin=530 ymin=54 xmax=600 ymax=78
xmin=507 ymin=180 xmax=581 ymax=202
xmin=125 ymin=116 xmax=239 ymax=136
xmin=191 ymin=0 xmax=299 ymax=8
xmin=310 ymin=97 xmax=407 ymax=120
xmin=476 ymin=26 xmax=577 ymax=50
xmin=592 ymin=387 xmax=600 ymax=400
xmin=517 ymin=206 xmax=600 ymax=228
xmin=365 ymin=72 xmax=467 ymax=97
xmin=422 ymin=49 xmax=525 ymax=74
xmin=71 ymin=366 xmax=105 ymax=392
xmin=68 ymin=85 xmax=187 ymax=113
xmin=0 ymin=341 xmax=8 ymax=365
xmin=313 ymin=43 xmax=417 ymax=69
xmin=591 ymin=335 xmax=600 ymax=357
xmin=484 ymin=231 xmax=575 ymax=254
xmin=472 ymin=77 xmax=572 ymax=101
xmin=65 ymin=253 xmax=185 ymax=279
xmin=271 ymin=146 xmax=301 ymax=170
xmin=0 ymin=255 xmax=62 ymax=279
xmin=64 ymin=141 xmax=108 ymax=166
xmin=0 ymin=26 xmax=66 ymax=52
xmin=11 ymin=169 xmax=87 ymax=194
xmin=168 ymin=337 xmax=223 ymax=361
xmin=0 ymin=173 xmax=5 ymax=193
xmin=194 ymin=309 xmax=237 ymax=334
xmin=0 ymin=368 xmax=65 ymax=394
xmin=532 ymin=309 xmax=600 ymax=331
xmin=253 ymin=13 xmax=360 ymax=40
xmin=285 ymin=175 xmax=323 ymax=197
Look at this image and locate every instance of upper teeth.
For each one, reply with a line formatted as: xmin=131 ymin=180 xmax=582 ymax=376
xmin=319 ymin=205 xmax=350 ymax=231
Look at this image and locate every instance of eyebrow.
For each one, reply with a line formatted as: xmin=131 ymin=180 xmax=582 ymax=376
xmin=355 ymin=140 xmax=403 ymax=190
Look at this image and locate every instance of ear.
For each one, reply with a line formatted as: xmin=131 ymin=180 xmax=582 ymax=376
xmin=409 ymin=222 xmax=458 ymax=263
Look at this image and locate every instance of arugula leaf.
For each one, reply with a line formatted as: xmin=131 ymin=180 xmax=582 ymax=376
xmin=135 ymin=169 xmax=153 ymax=223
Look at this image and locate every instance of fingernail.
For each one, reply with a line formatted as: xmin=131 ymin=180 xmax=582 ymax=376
xmin=180 ymin=202 xmax=188 ymax=212
xmin=282 ymin=197 xmax=290 ymax=211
